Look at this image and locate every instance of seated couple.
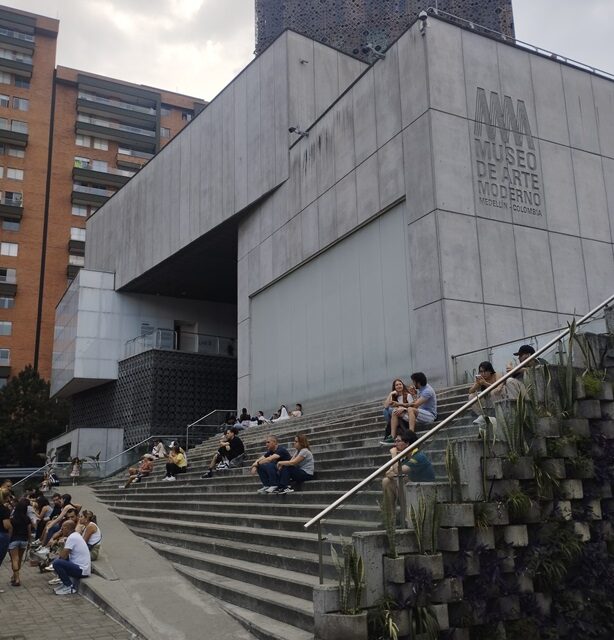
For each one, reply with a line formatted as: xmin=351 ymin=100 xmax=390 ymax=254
xmin=381 ymin=373 xmax=437 ymax=445
xmin=252 ymin=434 xmax=314 ymax=495
xmin=201 ymin=427 xmax=245 ymax=478
xmin=382 ymin=431 xmax=436 ymax=502
xmin=121 ymin=454 xmax=155 ymax=488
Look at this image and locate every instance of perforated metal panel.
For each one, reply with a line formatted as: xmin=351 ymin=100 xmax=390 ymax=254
xmin=255 ymin=0 xmax=514 ymax=60
xmin=69 ymin=351 xmax=237 ymax=447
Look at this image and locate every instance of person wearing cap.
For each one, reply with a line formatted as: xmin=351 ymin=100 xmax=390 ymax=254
xmin=121 ymin=454 xmax=154 ymax=489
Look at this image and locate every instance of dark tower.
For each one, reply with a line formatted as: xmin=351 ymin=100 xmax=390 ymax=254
xmin=255 ymin=0 xmax=515 ymax=60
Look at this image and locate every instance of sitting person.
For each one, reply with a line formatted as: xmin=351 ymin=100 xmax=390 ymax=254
xmin=77 ymin=510 xmax=102 ymax=560
xmin=151 ymin=440 xmax=167 ymax=459
xmin=39 ymin=494 xmax=81 ymax=548
xmin=468 ymin=361 xmax=507 ymax=425
xmin=382 ymin=431 xmax=435 ymax=503
xmin=201 ymin=427 xmax=245 ymax=479
xmin=163 ymin=445 xmax=188 ymax=481
xmin=250 ymin=435 xmax=292 ymax=493
xmin=51 ymin=520 xmax=91 ymax=595
xmin=34 ymin=496 xmax=52 ymax=542
xmin=381 ymin=378 xmax=412 ymax=444
xmin=274 ymin=434 xmax=314 ymax=494
xmin=34 ymin=508 xmax=80 ymax=562
xmin=121 ymin=454 xmax=154 ymax=488
xmin=238 ymin=408 xmax=252 ymax=428
xmin=290 ymin=403 xmax=303 ymax=418
xmin=256 ymin=411 xmax=270 ymax=425
xmin=405 ymin=372 xmax=437 ymax=432
xmin=272 ymin=405 xmax=290 ymax=422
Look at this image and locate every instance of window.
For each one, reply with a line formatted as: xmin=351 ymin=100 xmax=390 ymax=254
xmin=0 ymin=94 xmax=8 ymax=107
xmin=0 ymin=348 xmax=9 ymax=366
xmin=0 ymin=117 xmax=7 ymax=129
xmin=160 ymin=127 xmax=170 ymax=138
xmin=14 ymin=77 xmax=29 ymax=89
xmin=4 ymin=191 xmax=22 ymax=205
xmin=0 ymin=321 xmax=11 ymax=336
xmin=74 ymin=156 xmax=90 ymax=168
xmin=181 ymin=112 xmax=192 ymax=122
xmin=0 ymin=378 xmax=7 ymax=389
xmin=1 ymin=220 xmax=19 ymax=231
xmin=6 ymin=168 xmax=23 ymax=180
xmin=92 ymin=159 xmax=107 ymax=172
xmin=7 ymin=146 xmax=24 ymax=158
xmin=93 ymin=138 xmax=108 ymax=150
xmin=71 ymin=204 xmax=87 ymax=217
xmin=0 ymin=296 xmax=15 ymax=309
xmin=12 ymin=97 xmax=28 ymax=111
xmin=70 ymin=227 xmax=86 ymax=241
xmin=160 ymin=106 xmax=171 ymax=117
xmin=68 ymin=255 xmax=84 ymax=266
xmin=0 ymin=72 xmax=9 ymax=85
xmin=0 ymin=242 xmax=18 ymax=256
xmin=0 ymin=167 xmax=3 ymax=178
xmin=10 ymin=120 xmax=27 ymax=133
xmin=76 ymin=134 xmax=91 ymax=147
xmin=0 ymin=267 xmax=16 ymax=283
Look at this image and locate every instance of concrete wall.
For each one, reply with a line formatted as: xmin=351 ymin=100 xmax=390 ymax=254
xmin=84 ymin=32 xmax=366 ymax=290
xmin=51 ymin=269 xmax=237 ymax=397
xmin=239 ymin=18 xmax=614 ymax=411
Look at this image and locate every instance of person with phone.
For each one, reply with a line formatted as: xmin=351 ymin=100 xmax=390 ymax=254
xmin=381 ymin=379 xmax=411 ymax=445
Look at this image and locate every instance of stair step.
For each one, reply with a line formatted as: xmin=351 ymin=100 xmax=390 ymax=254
xmin=222 ymin=602 xmax=314 ymax=640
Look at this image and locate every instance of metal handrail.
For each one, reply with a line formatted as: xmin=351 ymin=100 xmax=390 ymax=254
xmin=304 ymin=293 xmax=614 ymax=580
xmin=12 ymin=434 xmax=183 ymax=489
xmin=186 ymin=410 xmax=236 ymax=451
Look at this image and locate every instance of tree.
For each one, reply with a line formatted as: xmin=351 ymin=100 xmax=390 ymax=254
xmin=0 ymin=366 xmax=69 ymax=466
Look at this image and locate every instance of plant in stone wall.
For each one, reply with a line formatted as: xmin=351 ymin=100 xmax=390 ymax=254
xmin=532 ymin=459 xmax=561 ymax=501
xmin=330 ymin=540 xmax=365 ymax=615
xmin=559 ymin=320 xmax=578 ymax=417
xmin=370 ymin=595 xmax=400 ymax=640
xmin=409 ymin=492 xmax=439 ymax=555
xmin=496 ymin=392 xmax=532 ymax=464
xmin=379 ymin=494 xmax=398 ymax=559
xmin=444 ymin=440 xmax=462 ymax=502
xmin=403 ymin=567 xmax=439 ymax=640
xmin=505 ymin=488 xmax=532 ymax=520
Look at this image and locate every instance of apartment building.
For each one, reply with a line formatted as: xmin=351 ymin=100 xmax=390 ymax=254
xmin=0 ymin=5 xmax=205 ymax=388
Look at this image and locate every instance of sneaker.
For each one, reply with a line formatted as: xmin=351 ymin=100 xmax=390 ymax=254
xmin=34 ymin=547 xmax=50 ymax=559
xmin=44 ymin=564 xmax=56 ymax=572
xmin=118 ymin=484 xmax=126 ymax=489
xmin=473 ymin=415 xmax=486 ymax=426
xmin=277 ymin=487 xmax=294 ymax=494
xmin=167 ymin=476 xmax=176 ymax=481
xmin=256 ymin=486 xmax=269 ymax=494
xmin=54 ymin=585 xmax=76 ymax=595
xmin=265 ymin=486 xmax=278 ymax=493
xmin=201 ymin=470 xmax=213 ymax=479
xmin=48 ymin=577 xmax=61 ymax=585
xmin=379 ymin=436 xmax=394 ymax=446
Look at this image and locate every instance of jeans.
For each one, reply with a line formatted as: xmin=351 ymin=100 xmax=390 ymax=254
xmin=257 ymin=462 xmax=278 ymax=486
xmin=383 ymin=407 xmax=394 ymax=437
xmin=0 ymin=532 xmax=8 ymax=567
xmin=277 ymin=466 xmax=313 ymax=489
xmin=52 ymin=558 xmax=83 ymax=587
xmin=44 ymin=522 xmax=61 ymax=545
xmin=165 ymin=463 xmax=187 ymax=478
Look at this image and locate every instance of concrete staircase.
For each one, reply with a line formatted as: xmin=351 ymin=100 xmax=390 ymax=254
xmin=94 ymin=384 xmax=474 ymax=640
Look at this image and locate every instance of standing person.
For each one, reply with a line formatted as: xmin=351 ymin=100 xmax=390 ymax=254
xmin=250 ymin=435 xmax=292 ymax=493
xmin=274 ymin=434 xmax=315 ymax=494
xmin=8 ymin=498 xmax=31 ymax=587
xmin=0 ymin=492 xmax=11 ymax=593
xmin=201 ymin=428 xmax=245 ymax=479
xmin=69 ymin=457 xmax=82 ymax=486
xmin=382 ymin=432 xmax=435 ymax=503
xmin=163 ymin=445 xmax=188 ymax=481
xmin=406 ymin=372 xmax=437 ymax=433
xmin=51 ymin=520 xmax=91 ymax=595
xmin=381 ymin=379 xmax=412 ymax=445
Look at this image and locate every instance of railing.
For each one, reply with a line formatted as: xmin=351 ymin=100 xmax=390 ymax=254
xmin=0 ymin=271 xmax=16 ymax=284
xmin=0 ymin=196 xmax=23 ymax=206
xmin=77 ymin=114 xmax=156 ymax=138
xmin=0 ymin=47 xmax=32 ymax=63
xmin=123 ymin=328 xmax=236 ymax=359
xmin=186 ymin=409 xmax=237 ymax=451
xmin=0 ymin=120 xmax=28 ymax=134
xmin=0 ymin=27 xmax=35 ymax=43
xmin=427 ymin=6 xmax=614 ymax=81
xmin=73 ymin=184 xmax=115 ymax=197
xmin=117 ymin=147 xmax=154 ymax=160
xmin=73 ymin=159 xmax=135 ymax=177
xmin=304 ymin=293 xmax=614 ymax=583
xmin=11 ymin=434 xmax=184 ymax=490
xmin=451 ymin=313 xmax=608 ymax=385
xmin=78 ymin=91 xmax=156 ymax=116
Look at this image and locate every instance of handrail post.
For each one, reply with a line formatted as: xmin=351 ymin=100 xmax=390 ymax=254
xmin=317 ymin=521 xmax=324 ymax=585
xmin=397 ymin=471 xmax=409 ymax=529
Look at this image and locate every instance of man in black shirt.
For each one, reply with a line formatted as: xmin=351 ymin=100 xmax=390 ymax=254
xmin=201 ymin=428 xmax=245 ymax=479
xmin=250 ymin=435 xmax=292 ymax=493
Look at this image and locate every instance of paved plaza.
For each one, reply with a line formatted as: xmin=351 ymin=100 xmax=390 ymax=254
xmin=0 ymin=562 xmax=134 ymax=640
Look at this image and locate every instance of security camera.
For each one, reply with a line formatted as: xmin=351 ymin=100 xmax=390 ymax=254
xmin=289 ymin=126 xmax=309 ymax=137
xmin=418 ymin=10 xmax=428 ymax=21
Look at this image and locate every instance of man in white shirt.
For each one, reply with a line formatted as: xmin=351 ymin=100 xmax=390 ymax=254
xmin=51 ymin=520 xmax=91 ymax=595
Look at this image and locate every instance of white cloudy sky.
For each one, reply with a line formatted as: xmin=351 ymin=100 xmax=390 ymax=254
xmin=4 ymin=0 xmax=613 ymax=100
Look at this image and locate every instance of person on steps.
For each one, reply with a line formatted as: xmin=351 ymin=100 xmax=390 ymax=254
xmin=201 ymin=428 xmax=245 ymax=478
xmin=381 ymin=378 xmax=412 ymax=444
xmin=250 ymin=435 xmax=291 ymax=493
xmin=274 ymin=434 xmax=315 ymax=494
xmin=51 ymin=520 xmax=91 ymax=595
xmin=163 ymin=445 xmax=188 ymax=481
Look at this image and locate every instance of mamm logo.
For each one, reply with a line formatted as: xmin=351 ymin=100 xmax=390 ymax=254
xmin=473 ymin=87 xmax=543 ymax=217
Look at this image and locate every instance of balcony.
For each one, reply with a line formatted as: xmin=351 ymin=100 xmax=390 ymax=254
xmin=68 ymin=239 xmax=85 ymax=256
xmin=0 ymin=270 xmax=16 ymax=296
xmin=67 ymin=264 xmax=82 ymax=280
xmin=0 ymin=120 xmax=28 ymax=147
xmin=123 ymin=329 xmax=236 ymax=360
xmin=0 ymin=195 xmax=23 ymax=221
xmin=116 ymin=147 xmax=153 ymax=170
xmin=72 ymin=159 xmax=135 ymax=188
xmin=0 ymin=47 xmax=32 ymax=78
xmin=77 ymin=91 xmax=157 ymax=127
xmin=71 ymin=184 xmax=115 ymax=207
xmin=75 ymin=114 xmax=157 ymax=152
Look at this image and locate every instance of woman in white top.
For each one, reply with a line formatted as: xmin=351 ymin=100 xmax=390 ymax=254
xmin=78 ymin=510 xmax=102 ymax=560
xmin=275 ymin=434 xmax=315 ymax=494
xmin=273 ymin=405 xmax=290 ymax=422
xmin=151 ymin=440 xmax=167 ymax=459
xmin=382 ymin=378 xmax=412 ymax=443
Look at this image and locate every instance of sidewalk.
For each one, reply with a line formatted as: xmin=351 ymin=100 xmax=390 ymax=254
xmin=67 ymin=485 xmax=254 ymax=640
xmin=0 ymin=561 xmax=133 ymax=640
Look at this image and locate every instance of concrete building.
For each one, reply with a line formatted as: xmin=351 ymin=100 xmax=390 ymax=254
xmin=52 ymin=13 xmax=614 ymax=443
xmin=255 ymin=0 xmax=515 ymax=60
xmin=0 ymin=4 xmax=205 ymax=389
